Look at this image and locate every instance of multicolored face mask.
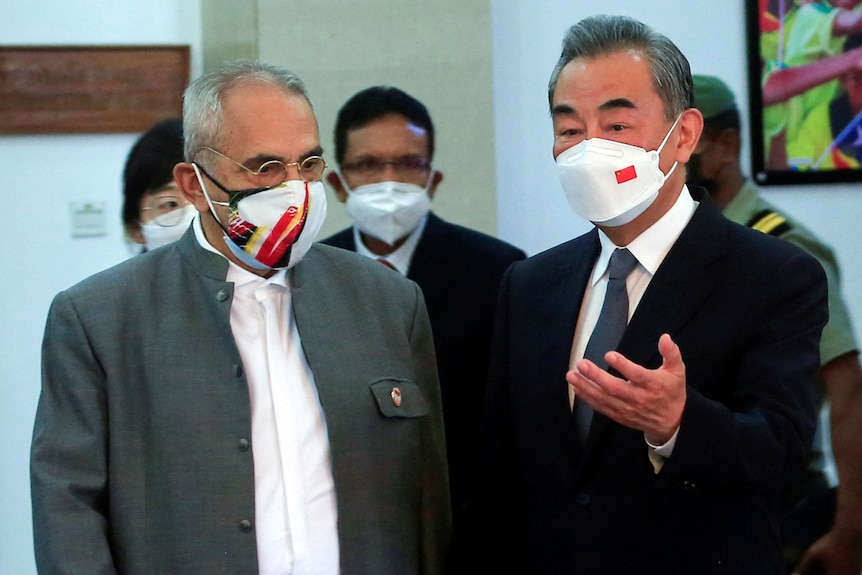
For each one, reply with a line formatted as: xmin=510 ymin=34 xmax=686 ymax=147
xmin=193 ymin=164 xmax=328 ymax=270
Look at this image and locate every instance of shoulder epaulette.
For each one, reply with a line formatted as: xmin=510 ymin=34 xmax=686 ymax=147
xmin=745 ymin=209 xmax=792 ymax=237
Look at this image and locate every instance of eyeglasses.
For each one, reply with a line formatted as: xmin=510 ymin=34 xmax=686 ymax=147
xmin=140 ymin=193 xmax=192 ymax=227
xmin=198 ymin=146 xmax=327 ymax=186
xmin=340 ymin=156 xmax=431 ymax=178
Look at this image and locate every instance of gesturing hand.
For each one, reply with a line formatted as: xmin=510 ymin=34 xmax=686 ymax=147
xmin=567 ymin=333 xmax=687 ymax=445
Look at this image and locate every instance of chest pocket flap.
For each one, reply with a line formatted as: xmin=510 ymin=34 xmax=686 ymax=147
xmin=369 ymin=378 xmax=429 ymax=418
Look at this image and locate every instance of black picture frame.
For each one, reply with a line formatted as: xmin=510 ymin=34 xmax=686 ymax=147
xmin=745 ymin=0 xmax=862 ymax=186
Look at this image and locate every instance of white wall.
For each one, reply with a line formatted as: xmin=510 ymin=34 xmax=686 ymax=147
xmin=0 ymin=2 xmax=201 ymax=573
xmin=4 ymin=2 xmax=861 ymax=573
xmin=492 ymin=0 xmax=862 ymax=345
xmin=254 ymin=0 xmax=497 ymax=240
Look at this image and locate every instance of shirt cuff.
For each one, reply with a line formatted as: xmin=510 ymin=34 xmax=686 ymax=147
xmin=645 ymin=427 xmax=680 ymax=474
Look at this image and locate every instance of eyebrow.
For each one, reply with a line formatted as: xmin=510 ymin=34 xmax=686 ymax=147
xmin=551 ymin=98 xmax=638 ymax=118
xmin=149 ymin=183 xmax=180 ymax=195
xmin=598 ymin=97 xmax=637 ymax=112
xmin=551 ymin=103 xmax=577 ymax=118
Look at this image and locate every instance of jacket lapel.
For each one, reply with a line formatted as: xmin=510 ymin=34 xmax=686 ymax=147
xmin=526 ymin=233 xmax=601 ymax=461
xmin=582 ymin=200 xmax=729 ymax=453
xmin=405 ymin=213 xmax=446 ymax=287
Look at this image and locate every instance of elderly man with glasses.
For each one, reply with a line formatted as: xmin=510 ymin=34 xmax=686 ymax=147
xmin=31 ymin=61 xmax=451 ymax=575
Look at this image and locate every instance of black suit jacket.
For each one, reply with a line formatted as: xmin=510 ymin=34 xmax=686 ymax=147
xmin=321 ymin=213 xmax=525 ymax=509
xmin=477 ymin=190 xmax=827 ymax=574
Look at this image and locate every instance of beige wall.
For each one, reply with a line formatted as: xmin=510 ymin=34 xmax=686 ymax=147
xmin=201 ymin=0 xmax=496 ymax=238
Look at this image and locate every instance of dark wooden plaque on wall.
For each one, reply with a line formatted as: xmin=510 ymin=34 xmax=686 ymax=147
xmin=0 ymin=45 xmax=189 ymax=134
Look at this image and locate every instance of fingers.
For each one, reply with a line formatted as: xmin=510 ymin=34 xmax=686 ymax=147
xmin=658 ymin=333 xmax=683 ymax=371
xmin=568 ymin=334 xmax=687 ymax=439
xmin=605 ymin=334 xmax=683 ymax=385
xmin=570 ymin=358 xmax=633 ymax=405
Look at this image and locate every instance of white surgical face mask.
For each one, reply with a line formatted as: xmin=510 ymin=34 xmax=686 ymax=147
xmin=139 ymin=204 xmax=197 ymax=251
xmin=194 ymin=164 xmax=327 ymax=270
xmin=556 ymin=116 xmax=681 ymax=227
xmin=342 ymin=174 xmax=433 ymax=246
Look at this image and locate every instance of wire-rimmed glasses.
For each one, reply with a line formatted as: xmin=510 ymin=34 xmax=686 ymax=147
xmin=140 ymin=192 xmax=192 ymax=227
xmin=340 ymin=156 xmax=431 ymax=181
xmin=198 ymin=146 xmax=327 ymax=188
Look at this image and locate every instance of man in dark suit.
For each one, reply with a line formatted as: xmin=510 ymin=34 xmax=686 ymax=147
xmin=320 ymin=86 xmax=525 ymax=567
xmin=31 ymin=61 xmax=450 ymax=574
xmin=476 ymin=15 xmax=828 ymax=574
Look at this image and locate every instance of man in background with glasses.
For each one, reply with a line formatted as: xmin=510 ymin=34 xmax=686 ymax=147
xmin=321 ymin=86 xmax=526 ymax=570
xmin=32 ymin=61 xmax=451 ymax=575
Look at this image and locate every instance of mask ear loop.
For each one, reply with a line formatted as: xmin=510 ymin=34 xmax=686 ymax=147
xmin=192 ymin=163 xmax=232 ymax=235
xmin=335 ymin=170 xmax=357 ymax=196
xmin=655 ymin=114 xmax=683 ymax=181
xmin=422 ymin=168 xmax=437 ymax=194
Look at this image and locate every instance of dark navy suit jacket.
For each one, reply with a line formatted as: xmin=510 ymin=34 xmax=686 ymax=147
xmin=477 ymin=188 xmax=827 ymax=574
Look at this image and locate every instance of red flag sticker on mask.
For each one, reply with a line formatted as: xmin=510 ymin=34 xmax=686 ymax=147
xmin=615 ymin=165 xmax=637 ymax=184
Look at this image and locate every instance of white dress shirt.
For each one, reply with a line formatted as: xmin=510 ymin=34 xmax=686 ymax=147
xmin=569 ymin=188 xmax=697 ymax=469
xmin=193 ymin=217 xmax=339 ymax=574
xmin=352 ymin=214 xmax=428 ymax=276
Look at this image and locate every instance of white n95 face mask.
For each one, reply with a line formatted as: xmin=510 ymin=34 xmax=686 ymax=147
xmin=140 ymin=204 xmax=197 ymax=251
xmin=556 ymin=116 xmax=680 ymax=227
xmin=344 ymin=177 xmax=433 ymax=246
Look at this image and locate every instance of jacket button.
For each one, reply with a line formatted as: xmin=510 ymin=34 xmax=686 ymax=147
xmin=238 ymin=438 xmax=250 ymax=452
xmin=575 ymin=493 xmax=591 ymax=506
xmin=239 ymin=519 xmax=253 ymax=532
xmin=216 ymin=290 xmax=229 ymax=302
xmin=680 ymin=480 xmax=697 ymax=491
xmin=233 ymin=363 xmax=243 ymax=377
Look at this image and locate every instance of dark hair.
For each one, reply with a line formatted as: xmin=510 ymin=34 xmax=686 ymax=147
xmin=333 ymin=86 xmax=434 ymax=164
xmin=548 ymin=15 xmax=693 ymax=121
xmin=122 ymin=118 xmax=184 ymax=229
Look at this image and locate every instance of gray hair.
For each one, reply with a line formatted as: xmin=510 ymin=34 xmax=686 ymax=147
xmin=182 ymin=60 xmax=311 ymax=170
xmin=547 ymin=15 xmax=693 ymax=121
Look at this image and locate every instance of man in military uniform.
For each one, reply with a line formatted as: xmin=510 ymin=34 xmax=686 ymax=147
xmin=690 ymin=74 xmax=862 ymax=575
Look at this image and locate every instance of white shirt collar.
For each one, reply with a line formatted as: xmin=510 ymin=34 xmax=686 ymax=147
xmin=592 ymin=185 xmax=698 ymax=285
xmin=352 ymin=214 xmax=428 ymax=275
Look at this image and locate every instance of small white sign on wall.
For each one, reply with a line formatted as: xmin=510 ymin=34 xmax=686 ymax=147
xmin=69 ymin=201 xmax=107 ymax=238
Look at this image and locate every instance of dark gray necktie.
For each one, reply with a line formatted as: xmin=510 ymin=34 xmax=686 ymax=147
xmin=574 ymin=248 xmax=638 ymax=443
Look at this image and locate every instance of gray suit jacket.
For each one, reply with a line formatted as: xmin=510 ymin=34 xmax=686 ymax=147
xmin=31 ymin=229 xmax=451 ymax=574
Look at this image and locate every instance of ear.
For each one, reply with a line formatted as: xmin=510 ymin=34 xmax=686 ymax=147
xmin=674 ymin=108 xmax=704 ymax=164
xmin=326 ymin=171 xmax=348 ymax=203
xmin=126 ymin=223 xmax=145 ymax=245
xmin=427 ymin=170 xmax=444 ymax=200
xmin=174 ymin=162 xmax=209 ymax=213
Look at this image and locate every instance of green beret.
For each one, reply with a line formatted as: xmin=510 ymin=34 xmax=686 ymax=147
xmin=692 ymin=74 xmax=737 ymax=119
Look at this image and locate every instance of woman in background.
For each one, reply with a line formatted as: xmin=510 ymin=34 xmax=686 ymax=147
xmin=122 ymin=118 xmax=196 ymax=252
